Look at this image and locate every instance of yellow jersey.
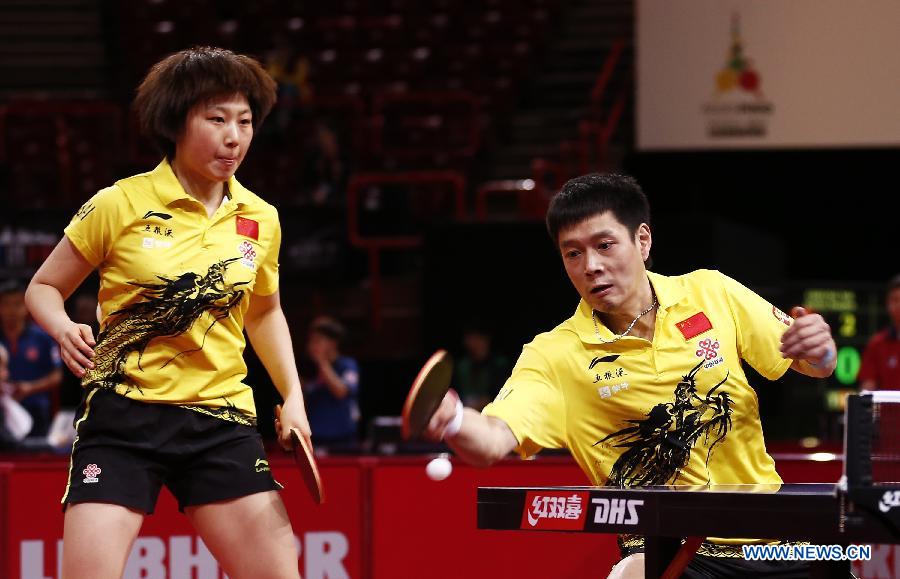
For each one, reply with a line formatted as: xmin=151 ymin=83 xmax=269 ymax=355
xmin=483 ymin=269 xmax=794 ymax=488
xmin=64 ymin=160 xmax=281 ymax=425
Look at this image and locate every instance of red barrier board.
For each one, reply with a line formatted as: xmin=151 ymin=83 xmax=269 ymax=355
xmin=5 ymin=453 xmax=887 ymax=579
xmin=2 ymin=457 xmax=364 ymax=579
xmin=774 ymin=456 xmax=842 ymax=484
xmin=370 ymin=458 xmax=620 ymax=579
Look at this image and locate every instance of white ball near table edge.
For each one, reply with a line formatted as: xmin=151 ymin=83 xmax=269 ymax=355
xmin=426 ymin=456 xmax=453 ymax=481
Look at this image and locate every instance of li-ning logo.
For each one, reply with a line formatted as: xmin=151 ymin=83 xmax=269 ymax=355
xmin=82 ymin=463 xmax=102 ymax=484
xmin=255 ymin=459 xmax=270 ymax=473
xmin=589 ymin=355 xmax=620 ymax=370
xmin=143 ymin=210 xmax=172 ymax=220
xmin=879 ymin=491 xmax=900 ymax=513
xmin=521 ymin=492 xmax=588 ymax=530
xmin=591 ymin=498 xmax=643 ymax=525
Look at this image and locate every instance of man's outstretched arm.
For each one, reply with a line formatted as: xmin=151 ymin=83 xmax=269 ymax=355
xmin=422 ymin=391 xmax=518 ymax=467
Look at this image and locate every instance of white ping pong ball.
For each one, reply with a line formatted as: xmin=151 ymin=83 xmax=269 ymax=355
xmin=426 ymin=456 xmax=453 ymax=481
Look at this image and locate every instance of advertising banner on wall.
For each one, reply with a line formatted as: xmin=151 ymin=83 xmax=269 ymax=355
xmin=4 ymin=454 xmax=896 ymax=578
xmin=637 ymin=0 xmax=900 ymax=149
xmin=3 ymin=460 xmax=364 ymax=579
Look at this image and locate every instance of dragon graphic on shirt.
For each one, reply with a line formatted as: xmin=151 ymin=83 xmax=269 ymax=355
xmin=83 ymin=258 xmax=250 ymax=420
xmin=595 ymin=360 xmax=733 ymax=486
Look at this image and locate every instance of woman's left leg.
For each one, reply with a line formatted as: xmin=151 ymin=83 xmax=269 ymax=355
xmin=187 ymin=491 xmax=300 ymax=579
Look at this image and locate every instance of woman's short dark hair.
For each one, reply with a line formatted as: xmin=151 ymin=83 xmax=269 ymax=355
xmin=134 ymin=46 xmax=277 ymax=160
xmin=545 ymin=173 xmax=651 ymax=243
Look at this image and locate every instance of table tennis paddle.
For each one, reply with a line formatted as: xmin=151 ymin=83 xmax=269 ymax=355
xmin=275 ymin=404 xmax=324 ymax=504
xmin=290 ymin=427 xmax=325 ymax=504
xmin=401 ymin=349 xmax=454 ymax=440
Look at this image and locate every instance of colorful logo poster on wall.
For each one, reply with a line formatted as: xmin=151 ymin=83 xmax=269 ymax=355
xmin=702 ymin=14 xmax=774 ymax=138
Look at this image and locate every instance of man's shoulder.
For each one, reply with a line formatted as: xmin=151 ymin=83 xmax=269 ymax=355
xmin=669 ymin=268 xmax=725 ymax=286
xmin=671 ymin=270 xmax=741 ymax=306
xmin=522 ymin=320 xmax=582 ymax=358
xmin=649 ymin=269 xmax=727 ymax=298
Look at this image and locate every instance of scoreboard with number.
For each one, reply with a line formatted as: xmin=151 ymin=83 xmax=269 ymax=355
xmin=747 ymin=281 xmax=891 ymax=440
xmin=779 ymin=283 xmax=889 ymax=410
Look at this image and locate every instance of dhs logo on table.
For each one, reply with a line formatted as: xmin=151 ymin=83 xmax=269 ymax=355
xmin=590 ymin=497 xmax=644 ymax=526
xmin=520 ymin=491 xmax=589 ymax=530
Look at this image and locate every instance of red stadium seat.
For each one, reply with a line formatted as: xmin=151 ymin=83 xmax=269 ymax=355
xmin=1 ymin=101 xmax=123 ymax=208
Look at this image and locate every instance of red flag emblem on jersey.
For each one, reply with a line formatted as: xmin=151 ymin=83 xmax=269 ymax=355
xmin=675 ymin=312 xmax=713 ymax=340
xmin=236 ymin=216 xmax=259 ymax=240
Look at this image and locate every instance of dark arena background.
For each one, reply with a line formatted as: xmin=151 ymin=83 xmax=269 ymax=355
xmin=1 ymin=1 xmax=898 ymax=577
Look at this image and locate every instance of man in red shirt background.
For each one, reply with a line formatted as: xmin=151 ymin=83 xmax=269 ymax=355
xmin=858 ymin=274 xmax=900 ymax=390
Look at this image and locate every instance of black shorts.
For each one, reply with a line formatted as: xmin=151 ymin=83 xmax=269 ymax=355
xmin=682 ymin=555 xmax=812 ymax=578
xmin=63 ymin=388 xmax=281 ymax=514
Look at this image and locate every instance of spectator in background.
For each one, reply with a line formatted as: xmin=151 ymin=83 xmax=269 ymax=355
xmin=0 ymin=342 xmax=21 ymax=449
xmin=858 ymin=274 xmax=900 ymax=390
xmin=299 ymin=120 xmax=348 ymax=206
xmin=455 ymin=323 xmax=510 ymax=411
xmin=304 ymin=316 xmax=360 ymax=447
xmin=0 ymin=279 xmax=62 ymax=436
xmin=265 ymin=33 xmax=313 ymax=137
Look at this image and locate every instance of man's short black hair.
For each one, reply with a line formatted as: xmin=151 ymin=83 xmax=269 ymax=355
xmin=545 ymin=173 xmax=651 ymax=243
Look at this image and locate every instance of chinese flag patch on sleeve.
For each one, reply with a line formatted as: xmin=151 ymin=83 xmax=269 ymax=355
xmin=675 ymin=312 xmax=713 ymax=340
xmin=236 ymin=216 xmax=259 ymax=240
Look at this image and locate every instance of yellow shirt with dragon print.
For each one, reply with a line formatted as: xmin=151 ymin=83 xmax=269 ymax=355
xmin=482 ymin=269 xmax=794 ymax=488
xmin=64 ymin=159 xmax=280 ymax=425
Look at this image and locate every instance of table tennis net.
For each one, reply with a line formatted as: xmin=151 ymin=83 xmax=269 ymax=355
xmin=845 ymin=392 xmax=900 ymax=487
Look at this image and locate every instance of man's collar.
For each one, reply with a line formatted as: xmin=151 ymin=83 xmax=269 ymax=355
xmin=647 ymin=270 xmax=686 ymax=311
xmin=572 ymin=271 xmax=688 ymax=344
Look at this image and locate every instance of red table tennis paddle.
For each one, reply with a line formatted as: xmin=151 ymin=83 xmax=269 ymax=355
xmin=290 ymin=427 xmax=324 ymax=504
xmin=276 ymin=405 xmax=324 ymax=504
xmin=401 ymin=349 xmax=454 ymax=440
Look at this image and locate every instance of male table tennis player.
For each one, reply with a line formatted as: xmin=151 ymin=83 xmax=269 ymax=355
xmin=423 ymin=173 xmax=837 ymax=578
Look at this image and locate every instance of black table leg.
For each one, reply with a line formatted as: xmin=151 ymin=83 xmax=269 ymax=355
xmin=645 ymin=536 xmax=681 ymax=579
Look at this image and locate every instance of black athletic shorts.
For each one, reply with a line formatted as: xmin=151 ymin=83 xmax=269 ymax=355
xmin=681 ymin=555 xmax=813 ymax=578
xmin=62 ymin=388 xmax=281 ymax=513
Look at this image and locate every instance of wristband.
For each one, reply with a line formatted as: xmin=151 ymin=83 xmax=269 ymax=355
xmin=443 ymin=391 xmax=464 ymax=438
xmin=810 ymin=347 xmax=835 ymax=368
